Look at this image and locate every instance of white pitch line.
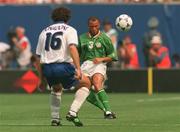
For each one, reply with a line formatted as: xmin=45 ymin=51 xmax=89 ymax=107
xmin=137 ymin=97 xmax=180 ymax=103
xmin=0 ymin=123 xmax=114 ymax=126
xmin=1 ymin=123 xmax=180 ymax=127
xmin=129 ymin=123 xmax=180 ymax=127
xmin=0 ymin=124 xmax=48 ymax=126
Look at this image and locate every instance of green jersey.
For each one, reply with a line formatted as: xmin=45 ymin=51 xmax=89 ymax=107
xmin=78 ymin=32 xmax=117 ymax=62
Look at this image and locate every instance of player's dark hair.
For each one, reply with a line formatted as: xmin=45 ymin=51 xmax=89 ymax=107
xmin=88 ymin=16 xmax=100 ymax=24
xmin=51 ymin=7 xmax=71 ymax=23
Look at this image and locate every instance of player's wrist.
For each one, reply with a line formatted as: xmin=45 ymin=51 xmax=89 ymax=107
xmin=101 ymin=57 xmax=111 ymax=63
xmin=101 ymin=58 xmax=105 ymax=62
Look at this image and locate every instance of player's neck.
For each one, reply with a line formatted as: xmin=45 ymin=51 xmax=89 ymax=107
xmin=88 ymin=31 xmax=101 ymax=38
xmin=54 ymin=21 xmax=66 ymax=24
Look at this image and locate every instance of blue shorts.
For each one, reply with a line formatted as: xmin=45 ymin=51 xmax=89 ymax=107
xmin=42 ymin=63 xmax=79 ymax=89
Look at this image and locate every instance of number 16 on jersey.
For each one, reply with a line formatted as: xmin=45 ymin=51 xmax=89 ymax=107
xmin=45 ymin=31 xmax=63 ymax=51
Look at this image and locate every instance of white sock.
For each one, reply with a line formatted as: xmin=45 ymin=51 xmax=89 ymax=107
xmin=50 ymin=91 xmax=62 ymax=120
xmin=69 ymin=87 xmax=90 ymax=117
xmin=105 ymin=111 xmax=112 ymax=115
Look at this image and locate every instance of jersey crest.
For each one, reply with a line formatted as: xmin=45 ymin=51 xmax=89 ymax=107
xmin=96 ymin=42 xmax=102 ymax=48
xmin=88 ymin=41 xmax=94 ymax=49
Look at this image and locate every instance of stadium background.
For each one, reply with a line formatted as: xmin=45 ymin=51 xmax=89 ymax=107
xmin=0 ymin=3 xmax=180 ymax=132
xmin=0 ymin=4 xmax=180 ymax=93
xmin=0 ymin=4 xmax=180 ymax=66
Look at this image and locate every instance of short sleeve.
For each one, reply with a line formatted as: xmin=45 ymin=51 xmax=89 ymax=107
xmin=36 ymin=32 xmax=43 ymax=56
xmin=104 ymin=37 xmax=118 ymax=61
xmin=66 ymin=28 xmax=78 ymax=46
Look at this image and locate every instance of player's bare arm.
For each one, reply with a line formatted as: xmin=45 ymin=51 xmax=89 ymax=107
xmin=69 ymin=44 xmax=82 ymax=79
xmin=93 ymin=57 xmax=112 ymax=64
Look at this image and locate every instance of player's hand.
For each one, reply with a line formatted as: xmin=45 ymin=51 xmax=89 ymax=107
xmin=93 ymin=58 xmax=104 ymax=64
xmin=75 ymin=68 xmax=82 ymax=80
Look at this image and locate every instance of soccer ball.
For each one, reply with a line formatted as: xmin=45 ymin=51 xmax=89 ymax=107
xmin=115 ymin=14 xmax=133 ymax=32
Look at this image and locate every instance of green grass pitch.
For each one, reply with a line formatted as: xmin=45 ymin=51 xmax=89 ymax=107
xmin=0 ymin=93 xmax=180 ymax=132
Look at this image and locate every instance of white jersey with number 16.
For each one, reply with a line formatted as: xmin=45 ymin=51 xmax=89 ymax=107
xmin=36 ymin=23 xmax=78 ymax=64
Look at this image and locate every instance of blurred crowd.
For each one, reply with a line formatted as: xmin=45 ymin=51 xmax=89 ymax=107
xmin=0 ymin=0 xmax=179 ymax=4
xmin=103 ymin=17 xmax=178 ymax=69
xmin=0 ymin=17 xmax=179 ymax=70
xmin=0 ymin=26 xmax=32 ymax=70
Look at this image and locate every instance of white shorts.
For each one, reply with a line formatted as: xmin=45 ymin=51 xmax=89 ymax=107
xmin=81 ymin=60 xmax=107 ymax=78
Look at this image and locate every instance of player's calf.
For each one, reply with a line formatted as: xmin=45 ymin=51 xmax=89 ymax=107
xmin=67 ymin=75 xmax=91 ymax=126
xmin=92 ymin=74 xmax=116 ymax=119
xmin=50 ymin=84 xmax=63 ymax=126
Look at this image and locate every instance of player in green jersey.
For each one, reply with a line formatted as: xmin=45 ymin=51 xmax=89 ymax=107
xmin=78 ymin=16 xmax=117 ymax=119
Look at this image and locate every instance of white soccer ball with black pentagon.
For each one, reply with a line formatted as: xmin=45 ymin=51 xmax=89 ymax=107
xmin=115 ymin=14 xmax=133 ymax=31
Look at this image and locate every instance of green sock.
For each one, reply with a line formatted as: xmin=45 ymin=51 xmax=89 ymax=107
xmin=87 ymin=89 xmax=105 ymax=111
xmin=97 ymin=89 xmax=111 ymax=112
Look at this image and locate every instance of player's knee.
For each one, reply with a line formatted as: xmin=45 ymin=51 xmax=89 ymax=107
xmin=52 ymin=84 xmax=62 ymax=93
xmin=78 ymin=75 xmax=91 ymax=88
xmin=92 ymin=79 xmax=103 ymax=92
xmin=93 ymin=82 xmax=103 ymax=91
xmin=93 ymin=77 xmax=102 ymax=87
xmin=81 ymin=81 xmax=91 ymax=88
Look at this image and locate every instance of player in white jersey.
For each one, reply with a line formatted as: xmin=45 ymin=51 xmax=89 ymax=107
xmin=36 ymin=7 xmax=91 ymax=127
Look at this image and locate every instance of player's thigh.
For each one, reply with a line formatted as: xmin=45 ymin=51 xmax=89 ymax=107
xmin=92 ymin=73 xmax=104 ymax=91
xmin=42 ymin=63 xmax=78 ymax=90
xmin=81 ymin=60 xmax=95 ymax=77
